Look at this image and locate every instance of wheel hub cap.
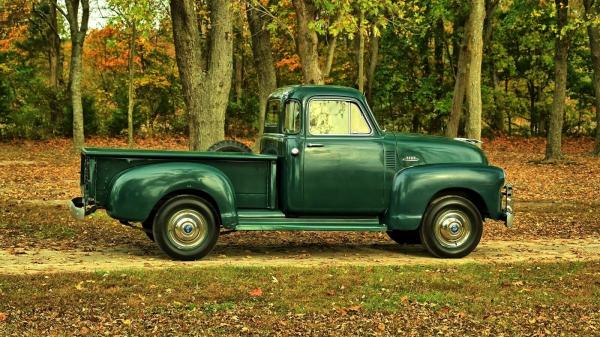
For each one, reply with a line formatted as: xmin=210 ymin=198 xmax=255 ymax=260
xmin=434 ymin=210 xmax=472 ymax=248
xmin=167 ymin=210 xmax=208 ymax=250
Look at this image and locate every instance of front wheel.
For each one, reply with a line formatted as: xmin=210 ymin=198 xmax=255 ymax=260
xmin=419 ymin=195 xmax=483 ymax=258
xmin=153 ymin=195 xmax=219 ymax=261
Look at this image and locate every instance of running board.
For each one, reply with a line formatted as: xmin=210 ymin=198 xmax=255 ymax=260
xmin=236 ymin=216 xmax=386 ymax=232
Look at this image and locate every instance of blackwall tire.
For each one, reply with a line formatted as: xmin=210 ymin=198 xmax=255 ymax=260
xmin=152 ymin=195 xmax=219 ymax=261
xmin=419 ymin=195 xmax=483 ymax=258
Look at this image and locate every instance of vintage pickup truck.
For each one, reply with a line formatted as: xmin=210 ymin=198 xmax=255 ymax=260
xmin=70 ymin=85 xmax=513 ymax=261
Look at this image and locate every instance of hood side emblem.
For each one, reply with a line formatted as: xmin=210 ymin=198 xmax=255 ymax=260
xmin=402 ymin=156 xmax=420 ymax=162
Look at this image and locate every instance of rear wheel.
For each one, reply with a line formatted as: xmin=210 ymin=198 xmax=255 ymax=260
xmin=419 ymin=195 xmax=483 ymax=258
xmin=152 ymin=195 xmax=219 ymax=261
xmin=207 ymin=140 xmax=252 ymax=153
xmin=386 ymin=230 xmax=421 ymax=245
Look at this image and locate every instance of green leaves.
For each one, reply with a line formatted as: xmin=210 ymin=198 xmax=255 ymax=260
xmin=104 ymin=0 xmax=164 ymax=37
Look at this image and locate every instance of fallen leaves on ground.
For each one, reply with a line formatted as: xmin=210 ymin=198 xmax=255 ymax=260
xmin=248 ymin=288 xmax=263 ymax=297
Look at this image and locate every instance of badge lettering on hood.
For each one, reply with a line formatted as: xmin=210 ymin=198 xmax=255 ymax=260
xmin=402 ymin=155 xmax=420 ymax=162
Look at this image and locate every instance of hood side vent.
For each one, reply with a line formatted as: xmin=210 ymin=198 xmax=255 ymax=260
xmin=384 ymin=149 xmax=397 ymax=170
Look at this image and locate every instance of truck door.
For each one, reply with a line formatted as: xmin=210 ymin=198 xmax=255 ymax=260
xmin=301 ymin=98 xmax=385 ymax=214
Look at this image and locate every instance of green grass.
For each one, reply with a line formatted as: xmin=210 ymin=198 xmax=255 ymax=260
xmin=0 ymin=261 xmax=598 ymax=335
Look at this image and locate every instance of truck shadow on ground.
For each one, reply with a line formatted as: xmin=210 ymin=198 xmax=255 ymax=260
xmin=128 ymin=242 xmax=431 ymax=261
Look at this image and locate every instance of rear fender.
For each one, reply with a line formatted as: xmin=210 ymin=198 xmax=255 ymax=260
xmin=384 ymin=164 xmax=505 ymax=230
xmin=106 ymin=162 xmax=237 ymax=228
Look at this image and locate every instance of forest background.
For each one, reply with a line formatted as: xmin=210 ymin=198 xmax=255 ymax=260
xmin=1 ymin=0 xmax=599 ymax=160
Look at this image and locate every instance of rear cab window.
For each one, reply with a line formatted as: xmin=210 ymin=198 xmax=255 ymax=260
xmin=264 ymin=99 xmax=281 ymax=133
xmin=283 ymin=100 xmax=301 ymax=134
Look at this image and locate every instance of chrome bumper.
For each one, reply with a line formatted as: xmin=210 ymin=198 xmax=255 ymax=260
xmin=69 ymin=197 xmax=96 ymax=220
xmin=501 ymin=184 xmax=514 ymax=228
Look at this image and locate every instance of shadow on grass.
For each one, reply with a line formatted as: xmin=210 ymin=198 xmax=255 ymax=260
xmin=118 ymin=240 xmax=430 ymax=261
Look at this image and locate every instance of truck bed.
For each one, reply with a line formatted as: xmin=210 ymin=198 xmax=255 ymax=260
xmin=82 ymin=148 xmax=278 ymax=210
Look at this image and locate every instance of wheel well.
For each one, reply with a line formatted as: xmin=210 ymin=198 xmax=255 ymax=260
xmin=429 ymin=188 xmax=488 ymax=219
xmin=143 ymin=189 xmax=222 ymax=228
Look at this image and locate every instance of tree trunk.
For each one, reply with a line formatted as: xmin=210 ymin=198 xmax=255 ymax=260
xmin=234 ymin=50 xmax=243 ymax=105
xmin=366 ymin=26 xmax=379 ymax=104
xmin=527 ymin=80 xmax=537 ymax=134
xmin=484 ymin=0 xmax=502 ymax=133
xmin=246 ymin=4 xmax=277 ymax=144
xmin=234 ymin=13 xmax=244 ymax=105
xmin=64 ymin=0 xmax=90 ymax=151
xmin=505 ymin=77 xmax=512 ymax=135
xmin=323 ymin=35 xmax=337 ymax=78
xmin=584 ymin=0 xmax=600 ymax=155
xmin=446 ymin=36 xmax=469 ymax=138
xmin=545 ymin=0 xmax=570 ymax=161
xmin=292 ymin=0 xmax=323 ymax=84
xmin=171 ymin=0 xmax=233 ymax=151
xmin=127 ymin=22 xmax=136 ymax=148
xmin=357 ymin=11 xmax=365 ymax=92
xmin=47 ymin=0 xmax=62 ymax=133
xmin=465 ymin=0 xmax=486 ymax=141
xmin=434 ymin=18 xmax=444 ymax=86
xmin=47 ymin=0 xmax=61 ymax=90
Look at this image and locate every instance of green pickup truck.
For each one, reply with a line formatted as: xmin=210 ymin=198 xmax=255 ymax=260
xmin=70 ymin=85 xmax=513 ymax=261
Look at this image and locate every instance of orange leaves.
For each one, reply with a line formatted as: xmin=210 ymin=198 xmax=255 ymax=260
xmin=0 ymin=312 xmax=7 ymax=322
xmin=0 ymin=25 xmax=28 ymax=53
xmin=249 ymin=287 xmax=263 ymax=297
xmin=84 ymin=28 xmax=129 ymax=72
xmin=276 ymin=54 xmax=301 ymax=71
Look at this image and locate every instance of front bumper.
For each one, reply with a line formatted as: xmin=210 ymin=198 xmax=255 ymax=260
xmin=69 ymin=197 xmax=96 ymax=220
xmin=501 ymin=184 xmax=514 ymax=228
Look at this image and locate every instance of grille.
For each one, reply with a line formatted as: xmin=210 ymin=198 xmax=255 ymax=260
xmin=384 ymin=149 xmax=397 ymax=170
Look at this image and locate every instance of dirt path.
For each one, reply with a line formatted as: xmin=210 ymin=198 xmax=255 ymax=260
xmin=0 ymin=238 xmax=598 ymax=275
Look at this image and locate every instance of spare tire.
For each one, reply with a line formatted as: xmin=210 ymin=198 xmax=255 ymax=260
xmin=207 ymin=140 xmax=252 ymax=153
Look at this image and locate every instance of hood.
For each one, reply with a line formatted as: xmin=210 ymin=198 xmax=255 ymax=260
xmin=387 ymin=132 xmax=488 ymax=168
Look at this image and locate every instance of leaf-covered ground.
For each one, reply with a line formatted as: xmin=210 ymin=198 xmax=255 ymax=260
xmin=0 ymin=262 xmax=599 ymax=336
xmin=0 ymin=136 xmax=598 ymax=251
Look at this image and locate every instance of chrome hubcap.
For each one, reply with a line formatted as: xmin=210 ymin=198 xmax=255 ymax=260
xmin=434 ymin=210 xmax=472 ymax=248
xmin=167 ymin=209 xmax=208 ymax=250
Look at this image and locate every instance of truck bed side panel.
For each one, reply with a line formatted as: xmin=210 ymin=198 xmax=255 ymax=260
xmin=82 ymin=149 xmax=277 ymax=213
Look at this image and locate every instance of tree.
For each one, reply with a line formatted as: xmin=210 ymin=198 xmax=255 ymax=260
xmin=583 ymin=0 xmax=600 ymax=155
xmin=545 ymin=0 xmax=570 ymax=161
xmin=57 ymin=0 xmax=90 ymax=150
xmin=357 ymin=10 xmax=365 ymax=92
xmin=465 ymin=0 xmax=485 ymax=140
xmin=446 ymin=0 xmax=486 ymax=140
xmin=484 ymin=0 xmax=502 ymax=132
xmin=292 ymin=0 xmax=324 ymax=84
xmin=365 ymin=25 xmax=379 ymax=103
xmin=105 ymin=0 xmax=160 ymax=147
xmin=246 ymin=1 xmax=277 ymax=142
xmin=31 ymin=0 xmax=64 ymax=131
xmin=170 ymin=0 xmax=233 ymax=151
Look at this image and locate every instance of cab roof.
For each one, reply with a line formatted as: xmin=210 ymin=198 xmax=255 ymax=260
xmin=268 ymin=85 xmax=365 ymax=102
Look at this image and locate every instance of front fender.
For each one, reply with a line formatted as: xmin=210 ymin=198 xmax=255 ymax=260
xmin=384 ymin=164 xmax=505 ymax=230
xmin=106 ymin=162 xmax=237 ymax=228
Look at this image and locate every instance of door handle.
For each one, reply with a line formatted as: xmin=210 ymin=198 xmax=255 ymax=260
xmin=307 ymin=143 xmax=324 ymax=148
xmin=291 ymin=148 xmax=300 ymax=156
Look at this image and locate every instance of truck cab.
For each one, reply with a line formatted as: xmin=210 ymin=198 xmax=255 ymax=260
xmin=70 ymin=85 xmax=513 ymax=261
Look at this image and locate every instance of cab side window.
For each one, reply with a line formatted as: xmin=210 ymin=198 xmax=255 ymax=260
xmin=308 ymin=100 xmax=371 ymax=135
xmin=265 ymin=99 xmax=281 ymax=131
xmin=283 ymin=101 xmax=301 ymax=134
